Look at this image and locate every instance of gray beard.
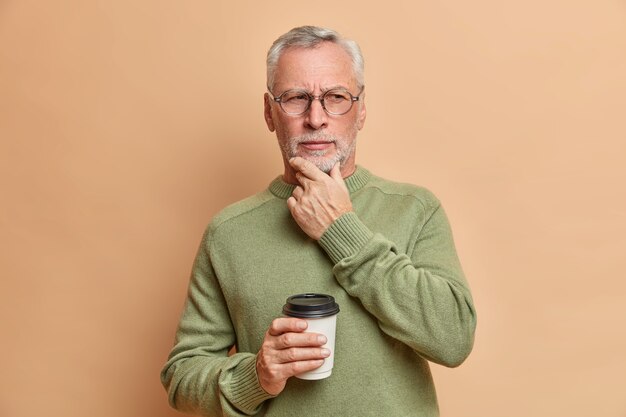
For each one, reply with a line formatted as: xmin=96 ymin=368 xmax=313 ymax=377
xmin=281 ymin=132 xmax=355 ymax=173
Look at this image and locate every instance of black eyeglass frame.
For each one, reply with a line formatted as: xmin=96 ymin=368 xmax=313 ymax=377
xmin=267 ymin=86 xmax=365 ymax=116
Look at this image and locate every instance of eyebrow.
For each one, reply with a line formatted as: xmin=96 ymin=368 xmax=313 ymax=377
xmin=321 ymin=85 xmax=349 ymax=92
xmin=289 ymin=85 xmax=350 ymax=94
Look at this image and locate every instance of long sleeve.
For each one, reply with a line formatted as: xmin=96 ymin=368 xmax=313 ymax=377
xmin=318 ymin=203 xmax=476 ymax=367
xmin=160 ymin=229 xmax=275 ymax=416
xmin=161 ymin=170 xmax=459 ymax=416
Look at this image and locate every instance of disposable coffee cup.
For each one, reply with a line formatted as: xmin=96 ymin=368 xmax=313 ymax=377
xmin=283 ymin=293 xmax=339 ymax=380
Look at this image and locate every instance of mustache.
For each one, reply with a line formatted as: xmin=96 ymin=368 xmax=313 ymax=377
xmin=289 ymin=132 xmax=337 ymax=144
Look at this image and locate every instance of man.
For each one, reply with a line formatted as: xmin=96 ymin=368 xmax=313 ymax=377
xmin=161 ymin=26 xmax=476 ymax=417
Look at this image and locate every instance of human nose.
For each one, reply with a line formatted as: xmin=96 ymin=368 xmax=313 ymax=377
xmin=304 ymin=96 xmax=328 ymax=130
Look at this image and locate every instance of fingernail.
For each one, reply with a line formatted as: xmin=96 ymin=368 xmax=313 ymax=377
xmin=321 ymin=348 xmax=331 ymax=357
xmin=297 ymin=321 xmax=307 ymax=330
xmin=317 ymin=335 xmax=327 ymax=344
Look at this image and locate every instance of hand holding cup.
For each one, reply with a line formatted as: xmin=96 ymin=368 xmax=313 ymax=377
xmin=256 ymin=317 xmax=330 ymax=396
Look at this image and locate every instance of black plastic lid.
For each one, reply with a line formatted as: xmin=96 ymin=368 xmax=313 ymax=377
xmin=283 ymin=293 xmax=340 ymax=318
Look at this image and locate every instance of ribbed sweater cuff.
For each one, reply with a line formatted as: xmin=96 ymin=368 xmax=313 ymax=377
xmin=227 ymin=355 xmax=275 ymax=413
xmin=319 ymin=212 xmax=374 ymax=264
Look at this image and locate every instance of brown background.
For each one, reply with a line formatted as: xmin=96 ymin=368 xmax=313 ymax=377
xmin=1 ymin=1 xmax=625 ymax=416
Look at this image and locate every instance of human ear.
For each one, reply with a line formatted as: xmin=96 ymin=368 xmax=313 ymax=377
xmin=264 ymin=93 xmax=275 ymax=132
xmin=356 ymin=97 xmax=366 ymax=130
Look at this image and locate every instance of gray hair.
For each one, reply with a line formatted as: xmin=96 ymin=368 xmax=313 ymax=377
xmin=266 ymin=26 xmax=365 ymax=91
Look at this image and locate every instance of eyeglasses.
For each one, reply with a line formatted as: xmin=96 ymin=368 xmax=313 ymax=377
xmin=268 ymin=86 xmax=364 ymax=116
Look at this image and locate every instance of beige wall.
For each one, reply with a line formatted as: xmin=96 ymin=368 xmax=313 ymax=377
xmin=1 ymin=1 xmax=625 ymax=416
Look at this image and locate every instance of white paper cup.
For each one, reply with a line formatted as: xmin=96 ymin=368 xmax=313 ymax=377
xmin=283 ymin=294 xmax=340 ymax=380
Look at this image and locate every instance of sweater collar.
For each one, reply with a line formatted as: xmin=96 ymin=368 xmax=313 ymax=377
xmin=269 ymin=166 xmax=371 ymax=199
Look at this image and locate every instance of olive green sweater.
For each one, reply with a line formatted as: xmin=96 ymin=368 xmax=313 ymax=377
xmin=161 ymin=166 xmax=476 ymax=417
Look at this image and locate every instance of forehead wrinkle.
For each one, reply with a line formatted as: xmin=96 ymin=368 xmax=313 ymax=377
xmin=273 ymin=43 xmax=356 ymax=94
xmin=282 ymin=84 xmax=352 ymax=95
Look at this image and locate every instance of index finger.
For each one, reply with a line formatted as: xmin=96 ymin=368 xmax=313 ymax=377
xmin=268 ymin=317 xmax=308 ymax=336
xmin=289 ymin=157 xmax=328 ymax=182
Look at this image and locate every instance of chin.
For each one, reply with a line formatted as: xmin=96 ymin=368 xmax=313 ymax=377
xmin=305 ymin=156 xmax=341 ymax=173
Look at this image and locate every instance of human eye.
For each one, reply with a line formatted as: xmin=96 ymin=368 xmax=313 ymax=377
xmin=282 ymin=91 xmax=310 ymax=103
xmin=324 ymin=90 xmax=350 ymax=103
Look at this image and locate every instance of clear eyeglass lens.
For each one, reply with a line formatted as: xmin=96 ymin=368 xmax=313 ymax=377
xmin=280 ymin=91 xmax=311 ymax=114
xmin=279 ymin=89 xmax=354 ymax=115
xmin=323 ymin=90 xmax=352 ymax=114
